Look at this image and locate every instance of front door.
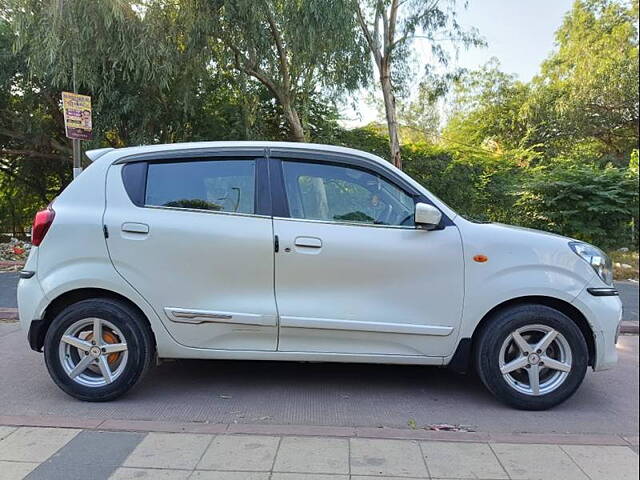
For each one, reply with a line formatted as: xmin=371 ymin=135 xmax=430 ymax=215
xmin=104 ymin=155 xmax=278 ymax=350
xmin=272 ymin=158 xmax=464 ymax=357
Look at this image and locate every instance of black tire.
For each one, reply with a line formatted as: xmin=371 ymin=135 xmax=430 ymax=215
xmin=44 ymin=298 xmax=154 ymax=401
xmin=475 ymin=304 xmax=588 ymax=410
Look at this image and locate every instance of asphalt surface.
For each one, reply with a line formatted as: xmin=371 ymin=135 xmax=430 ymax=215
xmin=0 ymin=272 xmax=18 ymax=308
xmin=0 ymin=320 xmax=637 ymax=436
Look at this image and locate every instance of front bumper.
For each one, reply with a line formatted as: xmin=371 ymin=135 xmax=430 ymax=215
xmin=572 ymin=281 xmax=623 ymax=371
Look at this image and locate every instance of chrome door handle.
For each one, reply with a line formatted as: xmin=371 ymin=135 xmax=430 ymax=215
xmin=294 ymin=237 xmax=322 ymax=248
xmin=121 ymin=222 xmax=149 ymax=234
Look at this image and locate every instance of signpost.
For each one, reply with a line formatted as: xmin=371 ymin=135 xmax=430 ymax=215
xmin=61 ymin=91 xmax=92 ymax=178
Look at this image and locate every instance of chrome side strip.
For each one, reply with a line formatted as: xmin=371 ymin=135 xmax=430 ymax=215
xmin=280 ymin=316 xmax=454 ymax=336
xmin=164 ymin=308 xmax=275 ymax=326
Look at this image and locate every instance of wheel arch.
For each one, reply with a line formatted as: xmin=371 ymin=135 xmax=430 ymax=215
xmin=30 ymin=287 xmax=155 ymax=353
xmin=449 ymin=295 xmax=596 ymax=373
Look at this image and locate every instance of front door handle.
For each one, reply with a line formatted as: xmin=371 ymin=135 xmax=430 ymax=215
xmin=294 ymin=236 xmax=322 ymax=248
xmin=121 ymin=222 xmax=149 ymax=234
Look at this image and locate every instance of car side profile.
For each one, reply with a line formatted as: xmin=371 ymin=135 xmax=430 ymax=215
xmin=17 ymin=142 xmax=622 ymax=410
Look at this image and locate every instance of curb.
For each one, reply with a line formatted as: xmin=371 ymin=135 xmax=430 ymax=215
xmin=0 ymin=308 xmax=18 ymax=321
xmin=0 ymin=415 xmax=638 ymax=447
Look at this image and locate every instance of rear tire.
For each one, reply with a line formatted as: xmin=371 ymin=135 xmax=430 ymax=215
xmin=475 ymin=304 xmax=588 ymax=410
xmin=44 ymin=298 xmax=154 ymax=401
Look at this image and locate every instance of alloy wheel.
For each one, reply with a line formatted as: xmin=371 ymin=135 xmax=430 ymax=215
xmin=498 ymin=324 xmax=572 ymax=396
xmin=58 ymin=317 xmax=129 ymax=387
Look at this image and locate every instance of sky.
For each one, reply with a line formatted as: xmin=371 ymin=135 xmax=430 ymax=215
xmin=341 ymin=0 xmax=575 ymax=127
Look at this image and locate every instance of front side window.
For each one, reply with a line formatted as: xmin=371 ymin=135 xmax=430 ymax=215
xmin=282 ymin=161 xmax=415 ymax=226
xmin=145 ymin=159 xmax=256 ymax=214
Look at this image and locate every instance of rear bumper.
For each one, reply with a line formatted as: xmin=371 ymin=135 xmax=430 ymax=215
xmin=17 ymin=247 xmax=49 ymax=351
xmin=572 ymin=281 xmax=623 ymax=371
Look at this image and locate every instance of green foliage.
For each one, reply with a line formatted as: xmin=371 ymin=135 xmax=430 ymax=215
xmin=516 ymin=160 xmax=639 ymax=248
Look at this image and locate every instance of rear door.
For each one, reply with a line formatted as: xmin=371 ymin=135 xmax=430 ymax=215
xmin=104 ymin=153 xmax=278 ymax=350
xmin=271 ymin=154 xmax=464 ymax=357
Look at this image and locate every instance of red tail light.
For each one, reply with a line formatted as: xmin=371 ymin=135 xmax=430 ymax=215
xmin=31 ymin=207 xmax=56 ymax=246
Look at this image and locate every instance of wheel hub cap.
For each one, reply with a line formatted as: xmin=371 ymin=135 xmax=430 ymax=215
xmin=528 ymin=353 xmax=540 ymax=365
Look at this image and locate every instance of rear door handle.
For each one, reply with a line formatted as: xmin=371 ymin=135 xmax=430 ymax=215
xmin=294 ymin=236 xmax=322 ymax=248
xmin=121 ymin=222 xmax=149 ymax=234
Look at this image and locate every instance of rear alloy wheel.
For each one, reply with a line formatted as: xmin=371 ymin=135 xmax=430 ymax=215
xmin=58 ymin=317 xmax=129 ymax=387
xmin=44 ymin=298 xmax=154 ymax=401
xmin=476 ymin=304 xmax=588 ymax=410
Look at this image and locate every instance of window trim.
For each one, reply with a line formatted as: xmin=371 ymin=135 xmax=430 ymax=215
xmin=120 ymin=155 xmax=271 ymax=217
xmin=268 ymin=151 xmax=452 ymax=229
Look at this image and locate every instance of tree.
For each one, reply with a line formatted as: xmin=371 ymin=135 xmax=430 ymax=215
xmin=534 ymin=0 xmax=639 ymax=162
xmin=200 ymin=0 xmax=370 ymax=142
xmin=353 ymin=0 xmax=482 ymax=169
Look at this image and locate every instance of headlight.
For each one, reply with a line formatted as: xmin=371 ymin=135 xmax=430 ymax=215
xmin=569 ymin=241 xmax=613 ymax=286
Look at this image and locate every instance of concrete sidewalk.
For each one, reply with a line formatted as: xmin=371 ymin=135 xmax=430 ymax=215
xmin=0 ymin=424 xmax=638 ymax=480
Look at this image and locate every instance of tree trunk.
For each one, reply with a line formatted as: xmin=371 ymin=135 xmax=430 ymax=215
xmin=380 ymin=68 xmax=402 ymax=169
xmin=282 ymin=99 xmax=306 ymax=142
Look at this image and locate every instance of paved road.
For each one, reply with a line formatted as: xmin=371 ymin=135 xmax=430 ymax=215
xmin=0 ymin=272 xmax=18 ymax=308
xmin=0 ymin=321 xmax=637 ymax=436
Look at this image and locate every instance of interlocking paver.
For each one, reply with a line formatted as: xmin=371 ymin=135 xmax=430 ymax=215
xmin=0 ymin=426 xmax=16 ymax=441
xmin=0 ymin=427 xmax=79 ymax=463
xmin=491 ymin=443 xmax=589 ymax=480
xmin=0 ymin=460 xmax=39 ymax=480
xmin=197 ymin=435 xmax=280 ymax=471
xmin=272 ymin=474 xmax=349 ymax=480
xmin=421 ymin=441 xmax=509 ymax=479
xmin=350 ymin=438 xmax=428 ymax=477
xmin=109 ymin=468 xmax=192 ymax=479
xmin=123 ymin=432 xmax=211 ymax=470
xmin=561 ymin=445 xmax=640 ymax=480
xmin=274 ymin=436 xmax=349 ymax=474
xmin=191 ymin=471 xmax=270 ymax=480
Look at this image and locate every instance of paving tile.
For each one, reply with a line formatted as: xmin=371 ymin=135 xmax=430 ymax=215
xmin=491 ymin=443 xmax=589 ymax=480
xmin=421 ymin=441 xmax=508 ymax=479
xmin=561 ymin=445 xmax=639 ymax=480
xmin=109 ymin=467 xmax=192 ymax=480
xmin=25 ymin=430 xmax=145 ymax=480
xmin=352 ymin=477 xmax=427 ymax=480
xmin=0 ymin=461 xmax=39 ymax=480
xmin=0 ymin=426 xmax=17 ymax=441
xmin=123 ymin=432 xmax=212 ymax=470
xmin=191 ymin=472 xmax=270 ymax=480
xmin=0 ymin=427 xmax=79 ymax=462
xmin=274 ymin=436 xmax=349 ymax=474
xmin=350 ymin=438 xmax=428 ymax=477
xmin=197 ymin=435 xmax=280 ymax=471
xmin=272 ymin=474 xmax=348 ymax=480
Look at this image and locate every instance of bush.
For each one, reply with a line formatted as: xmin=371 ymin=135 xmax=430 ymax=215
xmin=516 ymin=160 xmax=639 ymax=249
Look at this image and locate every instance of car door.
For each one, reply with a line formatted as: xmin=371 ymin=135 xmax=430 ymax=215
xmin=271 ymin=155 xmax=464 ymax=357
xmin=104 ymin=153 xmax=278 ymax=350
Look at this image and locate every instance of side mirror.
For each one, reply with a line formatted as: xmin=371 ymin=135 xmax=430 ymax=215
xmin=415 ymin=202 xmax=442 ymax=230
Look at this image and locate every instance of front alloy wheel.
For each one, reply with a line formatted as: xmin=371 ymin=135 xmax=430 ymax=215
xmin=476 ymin=304 xmax=588 ymax=410
xmin=499 ymin=325 xmax=572 ymax=396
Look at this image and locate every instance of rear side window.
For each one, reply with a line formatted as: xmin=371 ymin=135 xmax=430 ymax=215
xmin=145 ymin=159 xmax=256 ymax=214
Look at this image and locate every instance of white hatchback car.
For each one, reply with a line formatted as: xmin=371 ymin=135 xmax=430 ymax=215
xmin=18 ymin=142 xmax=622 ymax=409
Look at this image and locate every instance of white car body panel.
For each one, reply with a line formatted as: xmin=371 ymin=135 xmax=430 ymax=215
xmin=274 ymin=217 xmax=464 ymax=356
xmin=16 ymin=141 xmax=621 ymax=373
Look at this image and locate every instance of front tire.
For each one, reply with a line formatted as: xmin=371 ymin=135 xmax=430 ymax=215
xmin=44 ymin=298 xmax=154 ymax=401
xmin=475 ymin=304 xmax=588 ymax=410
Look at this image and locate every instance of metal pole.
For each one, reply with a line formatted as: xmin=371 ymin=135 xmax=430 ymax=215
xmin=72 ymin=57 xmax=82 ymax=178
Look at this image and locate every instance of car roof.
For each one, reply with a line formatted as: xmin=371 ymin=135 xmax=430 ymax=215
xmin=86 ymin=141 xmax=388 ymax=167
